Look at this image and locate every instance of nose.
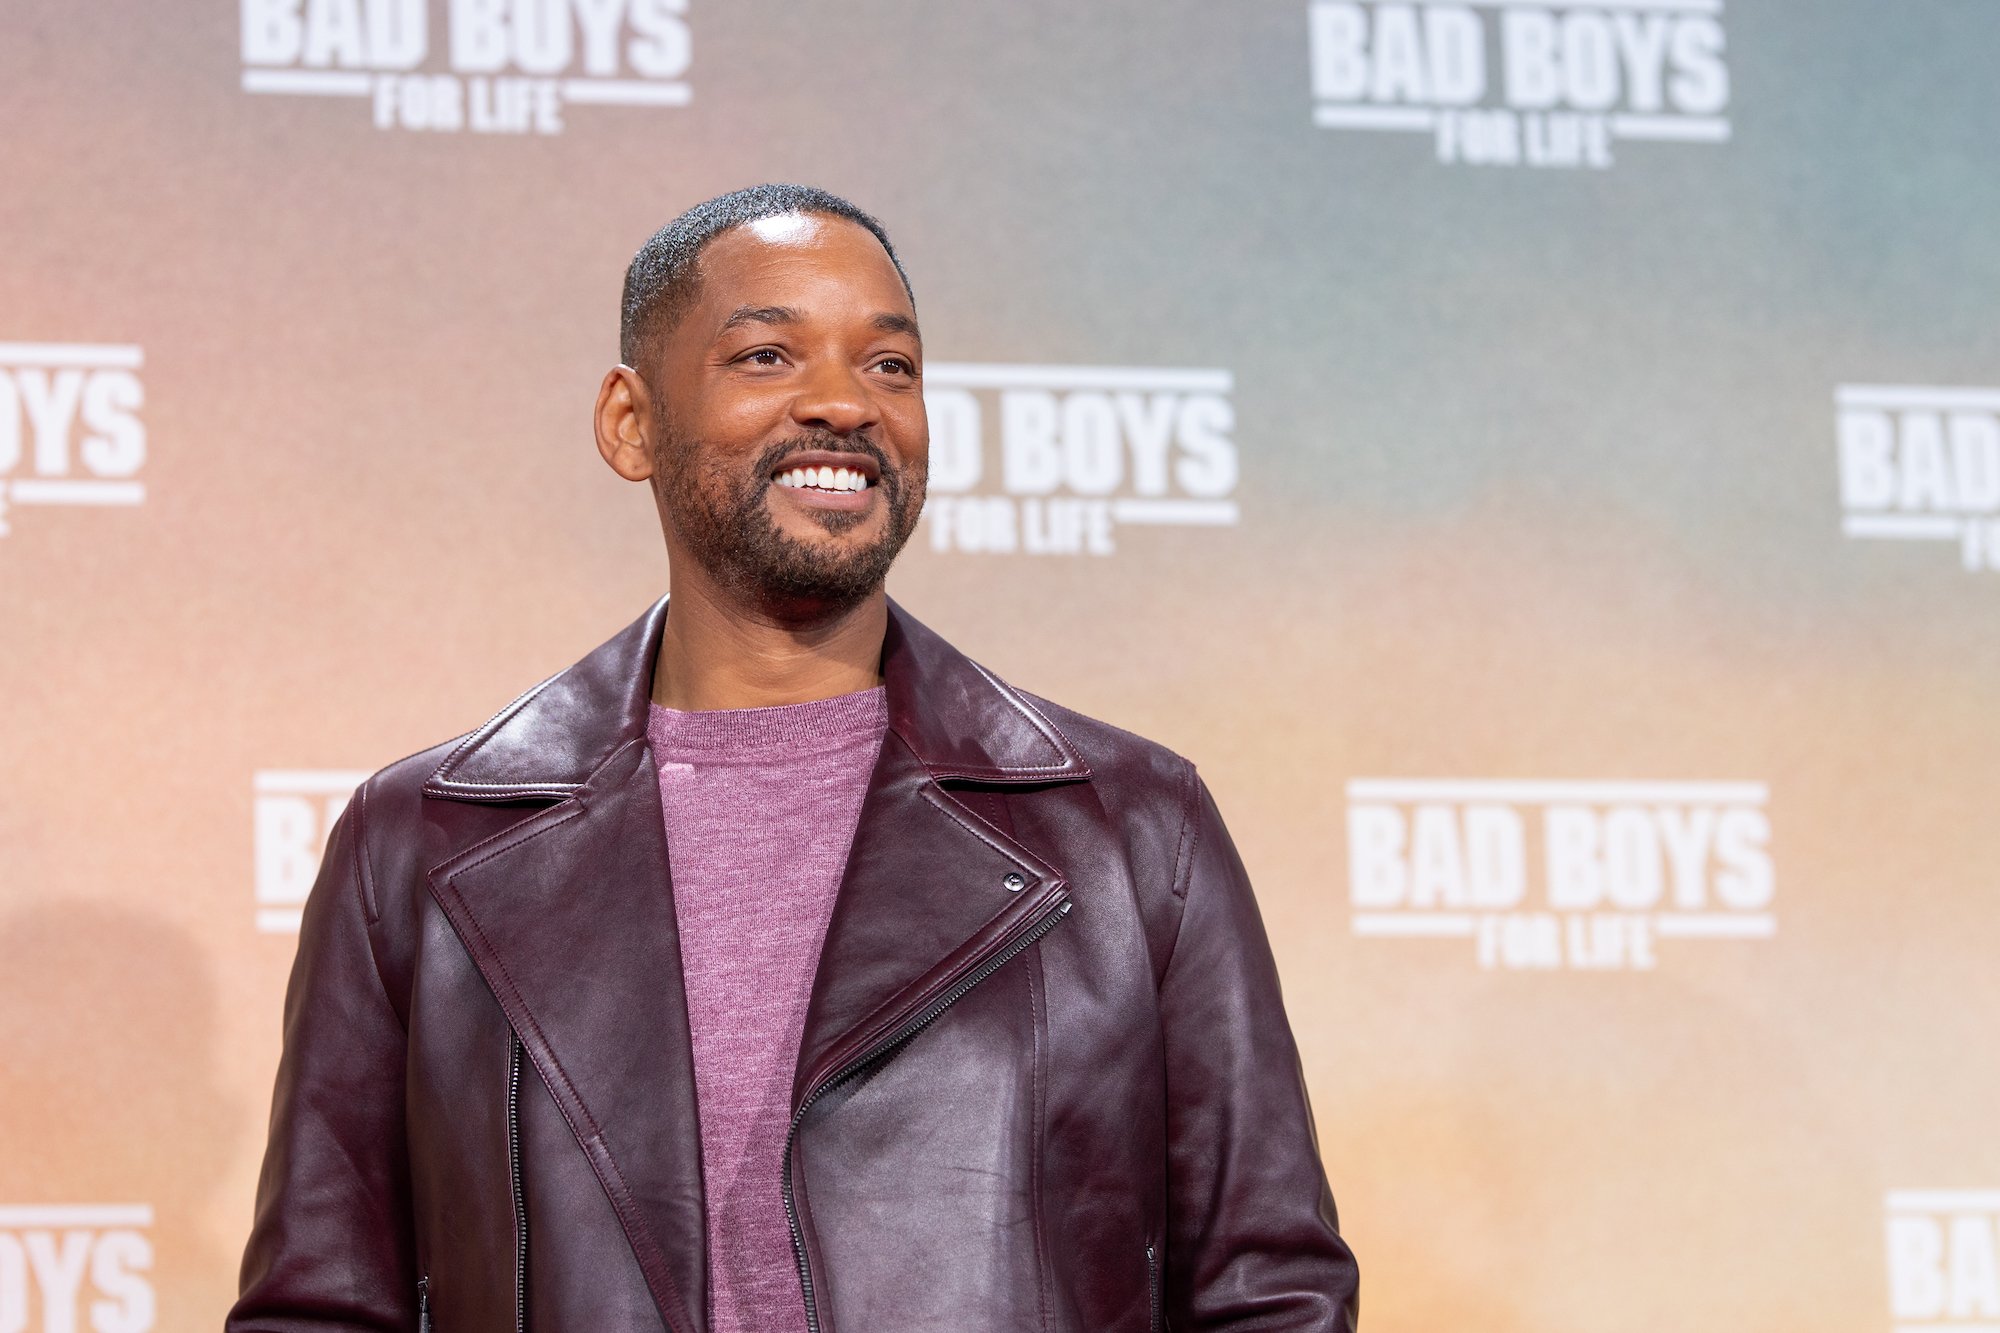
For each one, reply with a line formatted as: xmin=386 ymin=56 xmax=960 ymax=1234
xmin=788 ymin=359 xmax=878 ymax=438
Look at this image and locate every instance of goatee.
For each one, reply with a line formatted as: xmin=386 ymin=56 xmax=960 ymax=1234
xmin=654 ymin=420 xmax=925 ymax=616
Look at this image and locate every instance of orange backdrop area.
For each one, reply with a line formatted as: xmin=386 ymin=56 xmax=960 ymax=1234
xmin=4 ymin=2 xmax=2000 ymax=1330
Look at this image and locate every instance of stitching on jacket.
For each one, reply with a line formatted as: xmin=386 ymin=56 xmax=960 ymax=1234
xmin=435 ymin=731 xmax=643 ymax=794
xmin=803 ymin=788 xmax=1044 ymax=1077
xmin=342 ymin=780 xmax=410 ymax=1034
xmin=1014 ymin=688 xmax=1092 ymax=772
xmin=922 ymin=784 xmax=1040 ymax=869
xmin=446 ymin=799 xmax=585 ymax=882
xmin=352 ymin=779 xmax=380 ymax=924
xmin=1158 ymin=763 xmax=1203 ymax=984
xmin=1168 ymin=761 xmax=1201 ymax=904
xmin=423 ymin=740 xmax=637 ymax=890
xmin=437 ymin=859 xmax=694 ymax=1331
xmin=1027 ymin=941 xmax=1053 ymax=1333
xmin=588 ymin=1137 xmax=694 ymax=1333
xmin=966 ymin=662 xmax=1085 ymax=774
xmin=428 ymin=670 xmax=565 ymax=785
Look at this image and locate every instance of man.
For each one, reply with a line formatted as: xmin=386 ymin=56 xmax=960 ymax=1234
xmin=230 ymin=184 xmax=1358 ymax=1332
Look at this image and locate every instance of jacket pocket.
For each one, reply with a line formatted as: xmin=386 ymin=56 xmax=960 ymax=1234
xmin=1144 ymin=1243 xmax=1162 ymax=1332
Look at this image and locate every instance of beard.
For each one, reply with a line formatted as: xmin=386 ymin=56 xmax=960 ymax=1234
xmin=652 ymin=412 xmax=925 ymax=616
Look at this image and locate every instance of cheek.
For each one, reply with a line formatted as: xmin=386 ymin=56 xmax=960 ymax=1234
xmin=681 ymin=385 xmax=790 ymax=451
xmin=887 ymin=402 xmax=930 ymax=471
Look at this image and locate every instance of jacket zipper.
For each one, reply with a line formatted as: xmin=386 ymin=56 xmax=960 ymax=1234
xmin=509 ymin=1034 xmax=528 ymax=1333
xmin=782 ymin=895 xmax=1073 ymax=1333
xmin=1145 ymin=1243 xmax=1161 ymax=1333
xmin=417 ymin=1275 xmax=430 ymax=1332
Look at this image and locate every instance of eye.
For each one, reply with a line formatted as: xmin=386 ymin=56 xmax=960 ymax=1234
xmin=738 ymin=347 xmax=784 ymax=366
xmin=874 ymin=356 xmax=915 ymax=376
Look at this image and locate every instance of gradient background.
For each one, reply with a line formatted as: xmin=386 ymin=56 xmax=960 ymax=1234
xmin=3 ymin=1 xmax=1997 ymax=1328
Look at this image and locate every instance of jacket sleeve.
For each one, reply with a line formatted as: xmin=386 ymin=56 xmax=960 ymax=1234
xmin=1159 ymin=767 xmax=1360 ymax=1330
xmin=228 ymin=782 xmax=419 ymax=1331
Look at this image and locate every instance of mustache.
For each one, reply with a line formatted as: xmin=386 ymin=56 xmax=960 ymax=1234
xmin=753 ymin=431 xmax=896 ymax=485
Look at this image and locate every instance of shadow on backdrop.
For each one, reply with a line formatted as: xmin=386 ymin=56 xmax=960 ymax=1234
xmin=0 ymin=901 xmax=235 ymax=1331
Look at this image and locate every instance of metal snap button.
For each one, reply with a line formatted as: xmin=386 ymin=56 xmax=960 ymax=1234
xmin=1002 ymin=872 xmax=1027 ymax=892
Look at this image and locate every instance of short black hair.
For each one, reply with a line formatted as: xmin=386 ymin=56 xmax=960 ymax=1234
xmin=619 ymin=183 xmax=913 ymax=369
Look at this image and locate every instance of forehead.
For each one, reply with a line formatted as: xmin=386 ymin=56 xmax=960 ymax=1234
xmin=688 ymin=214 xmax=913 ymax=327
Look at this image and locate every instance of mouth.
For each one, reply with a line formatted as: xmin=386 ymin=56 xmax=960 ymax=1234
xmin=769 ymin=449 xmax=881 ymax=495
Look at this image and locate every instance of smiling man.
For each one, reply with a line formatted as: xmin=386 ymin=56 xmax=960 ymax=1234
xmin=229 ymin=184 xmax=1358 ymax=1332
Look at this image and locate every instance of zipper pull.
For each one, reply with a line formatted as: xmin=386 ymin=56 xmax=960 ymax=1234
xmin=418 ymin=1275 xmax=431 ymax=1333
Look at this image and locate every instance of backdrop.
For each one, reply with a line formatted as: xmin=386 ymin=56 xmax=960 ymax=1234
xmin=4 ymin=2 xmax=1998 ymax=1329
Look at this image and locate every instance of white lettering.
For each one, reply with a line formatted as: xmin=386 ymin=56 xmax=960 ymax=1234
xmin=0 ymin=373 xmax=19 ymax=474
xmin=1347 ymin=804 xmax=1408 ymax=908
xmin=1114 ymin=392 xmax=1176 ymax=497
xmin=1890 ymin=1214 xmax=1949 ymax=1319
xmin=450 ymin=0 xmax=510 ymax=72
xmin=571 ymin=0 xmax=627 ymax=76
xmin=1173 ymin=394 xmax=1237 ymax=497
xmin=79 ymin=370 xmax=145 ymax=478
xmin=1838 ymin=408 xmax=1897 ymax=510
xmin=23 ymin=1230 xmax=91 ymax=1333
xmin=18 ymin=369 xmax=86 ymax=477
xmin=1667 ymin=15 xmax=1729 ymax=115
xmin=1000 ymin=390 xmax=1063 ymax=494
xmin=626 ymin=0 xmax=691 ymax=79
xmin=88 ymin=1231 xmax=153 ymax=1333
xmin=1309 ymin=2 xmax=1370 ymax=102
xmin=242 ymin=0 xmax=305 ymax=63
xmin=1060 ymin=392 xmax=1123 ymax=496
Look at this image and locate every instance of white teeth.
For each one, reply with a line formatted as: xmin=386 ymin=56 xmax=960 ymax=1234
xmin=775 ymin=464 xmax=871 ymax=492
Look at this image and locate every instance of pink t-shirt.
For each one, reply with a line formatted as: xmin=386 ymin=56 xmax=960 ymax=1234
xmin=646 ymin=686 xmax=889 ymax=1333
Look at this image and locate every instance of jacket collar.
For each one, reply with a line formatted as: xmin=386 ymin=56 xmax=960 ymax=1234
xmin=423 ymin=594 xmax=1090 ymax=801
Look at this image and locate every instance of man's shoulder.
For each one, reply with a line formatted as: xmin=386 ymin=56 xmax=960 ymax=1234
xmin=1006 ymin=685 xmax=1203 ymax=836
xmin=358 ymin=733 xmax=468 ymax=804
xmin=342 ymin=673 xmax=559 ymax=861
xmin=344 ymin=732 xmax=478 ymax=860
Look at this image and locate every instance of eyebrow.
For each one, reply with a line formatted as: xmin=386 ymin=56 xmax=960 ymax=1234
xmin=713 ymin=305 xmax=921 ymax=340
xmin=716 ymin=305 xmax=801 ymax=335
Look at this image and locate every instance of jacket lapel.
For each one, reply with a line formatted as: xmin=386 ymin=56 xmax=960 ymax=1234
xmin=426 ymin=734 xmax=706 ymax=1333
xmin=790 ymin=607 xmax=1090 ymax=1104
xmin=422 ymin=599 xmax=706 ymax=1333
xmin=416 ymin=595 xmax=1092 ymax=1331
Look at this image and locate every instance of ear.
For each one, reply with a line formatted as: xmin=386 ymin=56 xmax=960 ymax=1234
xmin=594 ymin=365 xmax=656 ymax=481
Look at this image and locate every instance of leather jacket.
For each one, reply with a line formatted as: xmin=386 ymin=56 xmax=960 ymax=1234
xmin=229 ymin=597 xmax=1359 ymax=1331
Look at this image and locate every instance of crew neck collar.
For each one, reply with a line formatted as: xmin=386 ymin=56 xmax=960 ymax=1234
xmin=645 ymin=685 xmax=888 ymax=757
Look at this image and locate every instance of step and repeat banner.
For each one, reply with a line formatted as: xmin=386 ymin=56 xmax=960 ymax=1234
xmin=3 ymin=1 xmax=1997 ymax=1329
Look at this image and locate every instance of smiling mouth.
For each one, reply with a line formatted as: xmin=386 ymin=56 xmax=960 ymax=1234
xmin=773 ymin=463 xmax=874 ymax=493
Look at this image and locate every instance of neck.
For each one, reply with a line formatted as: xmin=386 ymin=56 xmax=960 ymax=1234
xmin=650 ymin=569 xmax=889 ymax=712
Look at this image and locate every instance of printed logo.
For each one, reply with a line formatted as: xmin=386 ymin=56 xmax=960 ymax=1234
xmin=240 ymin=0 xmax=691 ymax=134
xmin=919 ymin=364 xmax=1238 ymax=556
xmin=253 ymin=770 xmax=367 ymax=933
xmin=0 ymin=344 xmax=146 ymax=540
xmin=0 ymin=1204 xmax=154 ymax=1333
xmin=1887 ymin=1191 xmax=2000 ymax=1330
xmin=1308 ymin=0 xmax=1730 ymax=168
xmin=1345 ymin=778 xmax=1773 ymax=970
xmin=1838 ymin=385 xmax=2000 ymax=573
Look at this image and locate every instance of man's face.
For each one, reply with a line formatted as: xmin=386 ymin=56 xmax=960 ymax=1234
xmin=645 ymin=213 xmax=928 ymax=615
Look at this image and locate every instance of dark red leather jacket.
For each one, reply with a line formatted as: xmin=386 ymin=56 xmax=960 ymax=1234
xmin=229 ymin=598 xmax=1358 ymax=1331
